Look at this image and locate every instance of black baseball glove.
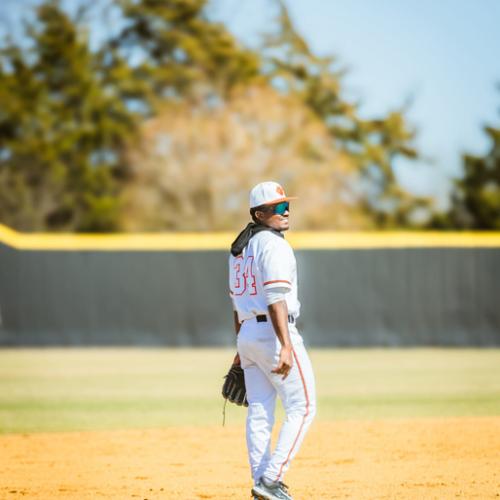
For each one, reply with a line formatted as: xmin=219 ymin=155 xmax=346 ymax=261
xmin=222 ymin=364 xmax=248 ymax=407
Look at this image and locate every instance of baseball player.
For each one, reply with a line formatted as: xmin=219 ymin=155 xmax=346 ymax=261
xmin=228 ymin=181 xmax=316 ymax=500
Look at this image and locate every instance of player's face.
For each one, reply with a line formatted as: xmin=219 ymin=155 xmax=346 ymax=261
xmin=256 ymin=202 xmax=290 ymax=231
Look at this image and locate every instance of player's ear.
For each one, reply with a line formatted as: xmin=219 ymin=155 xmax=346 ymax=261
xmin=250 ymin=207 xmax=263 ymax=223
xmin=254 ymin=210 xmax=266 ymax=223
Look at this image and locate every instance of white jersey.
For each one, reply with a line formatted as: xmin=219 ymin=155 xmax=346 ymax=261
xmin=229 ymin=231 xmax=300 ymax=321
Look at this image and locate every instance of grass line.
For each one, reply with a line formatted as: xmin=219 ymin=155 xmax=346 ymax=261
xmin=0 ymin=348 xmax=499 ymax=433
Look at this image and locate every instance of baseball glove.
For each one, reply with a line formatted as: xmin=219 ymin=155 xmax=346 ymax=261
xmin=222 ymin=364 xmax=248 ymax=407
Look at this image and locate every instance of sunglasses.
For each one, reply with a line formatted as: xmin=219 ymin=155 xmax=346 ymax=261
xmin=268 ymin=201 xmax=290 ymax=215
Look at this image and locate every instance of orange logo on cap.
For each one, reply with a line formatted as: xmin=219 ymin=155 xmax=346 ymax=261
xmin=276 ymin=185 xmax=285 ymax=195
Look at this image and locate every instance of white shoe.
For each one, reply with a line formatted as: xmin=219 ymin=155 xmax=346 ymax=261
xmin=252 ymin=476 xmax=293 ymax=500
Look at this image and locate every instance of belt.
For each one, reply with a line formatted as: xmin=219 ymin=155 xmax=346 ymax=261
xmin=255 ymin=314 xmax=295 ymax=324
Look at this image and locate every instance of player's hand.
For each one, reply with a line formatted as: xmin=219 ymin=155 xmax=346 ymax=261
xmin=232 ymin=352 xmax=241 ymax=366
xmin=271 ymin=346 xmax=293 ymax=380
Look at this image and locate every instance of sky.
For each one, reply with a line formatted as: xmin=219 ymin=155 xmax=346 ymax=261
xmin=210 ymin=0 xmax=500 ymax=207
xmin=1 ymin=0 xmax=499 ymax=208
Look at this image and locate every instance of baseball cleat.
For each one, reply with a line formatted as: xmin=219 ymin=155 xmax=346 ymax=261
xmin=252 ymin=477 xmax=293 ymax=500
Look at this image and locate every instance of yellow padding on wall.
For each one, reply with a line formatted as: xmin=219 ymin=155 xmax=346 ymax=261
xmin=1 ymin=223 xmax=500 ymax=251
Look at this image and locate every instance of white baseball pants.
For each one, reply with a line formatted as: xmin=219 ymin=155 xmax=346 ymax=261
xmin=237 ymin=319 xmax=316 ymax=483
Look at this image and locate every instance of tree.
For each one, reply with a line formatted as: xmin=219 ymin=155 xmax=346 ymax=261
xmin=0 ymin=0 xmax=136 ymax=231
xmin=431 ymin=120 xmax=500 ymax=229
xmin=113 ymin=0 xmax=261 ymax=105
xmin=261 ymin=0 xmax=431 ymax=228
xmin=0 ymin=0 xmax=432 ymax=232
xmin=121 ymin=85 xmax=367 ymax=231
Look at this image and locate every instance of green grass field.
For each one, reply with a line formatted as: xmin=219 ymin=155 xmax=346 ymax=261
xmin=0 ymin=348 xmax=499 ymax=434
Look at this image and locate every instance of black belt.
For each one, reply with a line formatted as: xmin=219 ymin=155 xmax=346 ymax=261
xmin=255 ymin=314 xmax=295 ymax=324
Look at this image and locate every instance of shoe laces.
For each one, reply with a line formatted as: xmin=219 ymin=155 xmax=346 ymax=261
xmin=278 ymin=481 xmax=289 ymax=492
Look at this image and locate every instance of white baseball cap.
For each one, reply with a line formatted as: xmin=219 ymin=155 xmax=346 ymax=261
xmin=249 ymin=181 xmax=298 ymax=209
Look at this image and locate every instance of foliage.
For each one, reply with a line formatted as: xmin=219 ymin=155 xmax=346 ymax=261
xmin=0 ymin=0 xmax=435 ymax=231
xmin=122 ymin=85 xmax=367 ymax=231
xmin=431 ymin=123 xmax=500 ymax=229
xmin=261 ymin=1 xmax=431 ymax=228
xmin=113 ymin=0 xmax=260 ymax=104
xmin=0 ymin=0 xmax=137 ymax=231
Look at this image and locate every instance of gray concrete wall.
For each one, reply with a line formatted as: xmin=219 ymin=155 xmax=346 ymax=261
xmin=0 ymin=243 xmax=499 ymax=346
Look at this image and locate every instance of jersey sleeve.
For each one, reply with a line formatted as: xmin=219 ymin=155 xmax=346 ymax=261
xmin=265 ymin=286 xmax=289 ymax=305
xmin=258 ymin=238 xmax=294 ymax=291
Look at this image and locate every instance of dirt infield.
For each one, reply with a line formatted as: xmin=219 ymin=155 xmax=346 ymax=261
xmin=1 ymin=417 xmax=499 ymax=499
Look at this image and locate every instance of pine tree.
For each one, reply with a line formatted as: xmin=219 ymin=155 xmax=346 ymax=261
xmin=432 ymin=122 xmax=500 ymax=229
xmin=261 ymin=1 xmax=356 ymax=143
xmin=0 ymin=0 xmax=136 ymax=231
xmin=262 ymin=1 xmax=430 ymax=228
xmin=113 ymin=0 xmax=260 ymax=103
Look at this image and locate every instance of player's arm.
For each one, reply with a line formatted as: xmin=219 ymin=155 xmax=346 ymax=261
xmin=259 ymin=240 xmax=295 ymax=379
xmin=267 ymin=293 xmax=293 ymax=380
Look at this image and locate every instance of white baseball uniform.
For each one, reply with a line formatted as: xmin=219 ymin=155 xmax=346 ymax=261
xmin=229 ymin=230 xmax=316 ymax=483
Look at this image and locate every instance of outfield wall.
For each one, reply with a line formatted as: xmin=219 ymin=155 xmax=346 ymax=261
xmin=0 ymin=226 xmax=499 ymax=346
